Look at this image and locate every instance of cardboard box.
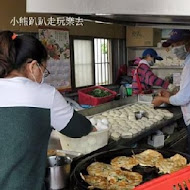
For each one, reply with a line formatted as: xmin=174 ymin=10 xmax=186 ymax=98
xmin=126 ymin=26 xmax=161 ymax=47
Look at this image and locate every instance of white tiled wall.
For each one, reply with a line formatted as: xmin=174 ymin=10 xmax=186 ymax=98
xmin=151 ymin=68 xmax=182 ymax=81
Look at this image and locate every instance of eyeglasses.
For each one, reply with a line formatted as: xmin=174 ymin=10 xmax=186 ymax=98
xmin=37 ymin=63 xmax=50 ymax=77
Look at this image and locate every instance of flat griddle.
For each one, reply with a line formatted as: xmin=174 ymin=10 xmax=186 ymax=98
xmin=70 ymin=148 xmax=190 ymax=190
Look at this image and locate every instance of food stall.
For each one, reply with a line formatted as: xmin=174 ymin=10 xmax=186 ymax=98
xmin=65 ymin=95 xmax=188 ymax=190
xmin=25 ymin=0 xmax=190 ymax=189
xmin=47 ymin=95 xmax=187 ymax=189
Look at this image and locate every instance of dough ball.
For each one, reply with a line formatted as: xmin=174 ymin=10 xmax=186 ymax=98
xmin=111 ymin=132 xmax=120 ymax=141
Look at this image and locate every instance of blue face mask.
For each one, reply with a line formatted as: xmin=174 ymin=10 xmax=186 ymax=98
xmin=172 ymin=45 xmax=188 ymax=60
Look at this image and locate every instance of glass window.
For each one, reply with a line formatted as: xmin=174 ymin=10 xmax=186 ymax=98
xmin=74 ymin=39 xmax=94 ymax=87
xmin=94 ymin=38 xmax=112 ymax=85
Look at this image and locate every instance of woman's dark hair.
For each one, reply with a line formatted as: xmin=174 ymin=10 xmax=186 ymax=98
xmin=0 ymin=31 xmax=48 ymax=78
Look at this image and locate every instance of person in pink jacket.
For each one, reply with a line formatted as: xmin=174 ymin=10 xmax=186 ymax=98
xmin=132 ymin=48 xmax=169 ymax=94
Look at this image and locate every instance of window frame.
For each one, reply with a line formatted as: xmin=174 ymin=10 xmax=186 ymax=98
xmin=94 ymin=38 xmax=113 ymax=85
xmin=70 ymin=36 xmax=115 ymax=90
xmin=70 ymin=36 xmax=95 ymax=90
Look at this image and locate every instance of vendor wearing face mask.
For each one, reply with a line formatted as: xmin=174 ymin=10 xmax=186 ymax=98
xmin=0 ymin=31 xmax=96 ymax=190
xmin=132 ymin=48 xmax=169 ymax=94
xmin=152 ymin=29 xmax=190 ymax=153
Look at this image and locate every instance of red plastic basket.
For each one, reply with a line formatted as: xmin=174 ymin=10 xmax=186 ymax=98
xmin=78 ymin=86 xmax=117 ymax=106
xmin=134 ymin=166 xmax=190 ymax=190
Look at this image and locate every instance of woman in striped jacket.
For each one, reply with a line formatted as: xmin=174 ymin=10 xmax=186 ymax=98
xmin=132 ymin=48 xmax=169 ymax=94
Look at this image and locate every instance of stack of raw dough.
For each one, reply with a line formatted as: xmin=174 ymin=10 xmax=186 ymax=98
xmin=89 ymin=103 xmax=174 ymax=141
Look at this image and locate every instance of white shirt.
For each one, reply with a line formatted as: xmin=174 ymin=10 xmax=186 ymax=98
xmin=170 ymin=54 xmax=190 ymax=126
xmin=0 ymin=77 xmax=73 ymax=131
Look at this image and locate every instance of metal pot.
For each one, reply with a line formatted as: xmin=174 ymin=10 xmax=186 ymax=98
xmin=45 ymin=155 xmax=72 ymax=190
